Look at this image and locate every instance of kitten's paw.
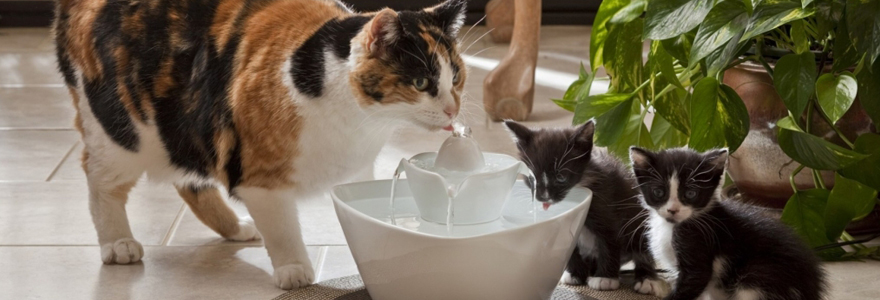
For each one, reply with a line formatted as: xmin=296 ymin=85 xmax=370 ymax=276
xmin=634 ymin=278 xmax=671 ymax=297
xmin=100 ymin=238 xmax=143 ymax=264
xmin=587 ymin=277 xmax=620 ymax=290
xmin=274 ymin=263 xmax=315 ymax=290
xmin=226 ymin=217 xmax=261 ymax=241
xmin=560 ymin=271 xmax=584 ymax=285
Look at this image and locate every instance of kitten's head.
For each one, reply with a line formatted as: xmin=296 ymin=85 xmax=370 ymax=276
xmin=350 ymin=0 xmax=467 ymax=131
xmin=630 ymin=147 xmax=728 ymax=224
xmin=504 ymin=121 xmax=596 ymax=204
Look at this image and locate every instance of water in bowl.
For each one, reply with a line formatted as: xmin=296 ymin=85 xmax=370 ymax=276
xmin=361 ymin=182 xmax=578 ymax=238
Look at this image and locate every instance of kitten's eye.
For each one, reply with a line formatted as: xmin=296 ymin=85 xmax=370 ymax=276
xmin=685 ymin=190 xmax=697 ymax=199
xmin=452 ymin=72 xmax=460 ymax=84
xmin=413 ymin=78 xmax=429 ymax=91
xmin=555 ymin=173 xmax=568 ymax=183
xmin=652 ymin=188 xmax=665 ymax=198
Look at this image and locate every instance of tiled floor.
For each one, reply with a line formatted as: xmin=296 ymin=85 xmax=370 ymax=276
xmin=0 ymin=25 xmax=877 ymax=300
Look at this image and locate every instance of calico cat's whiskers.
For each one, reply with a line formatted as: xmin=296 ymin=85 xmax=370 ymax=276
xmin=400 ymin=48 xmax=428 ymax=69
xmin=463 ymin=46 xmax=498 ymax=60
xmin=458 ymin=15 xmax=487 ymax=47
xmin=462 ymin=28 xmax=494 ymax=54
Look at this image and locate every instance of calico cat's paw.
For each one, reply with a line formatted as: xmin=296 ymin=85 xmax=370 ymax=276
xmin=274 ymin=263 xmax=315 ymax=290
xmin=100 ymin=238 xmax=144 ymax=264
xmin=634 ymin=277 xmax=671 ymax=297
xmin=226 ymin=216 xmax=261 ymax=241
xmin=560 ymin=271 xmax=585 ymax=285
xmin=587 ymin=277 xmax=620 ymax=290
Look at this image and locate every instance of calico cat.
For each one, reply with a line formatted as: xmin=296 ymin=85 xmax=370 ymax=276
xmin=54 ymin=0 xmax=466 ymax=289
xmin=630 ymin=147 xmax=826 ymax=300
xmin=505 ymin=121 xmax=667 ymax=296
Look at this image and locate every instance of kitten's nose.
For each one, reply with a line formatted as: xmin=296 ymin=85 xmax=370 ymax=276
xmin=667 ymin=208 xmax=679 ymax=215
xmin=443 ymin=105 xmax=457 ymax=119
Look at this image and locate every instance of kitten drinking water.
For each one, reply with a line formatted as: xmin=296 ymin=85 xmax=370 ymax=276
xmin=630 ymin=147 xmax=826 ymax=300
xmin=505 ymin=121 xmax=665 ymax=296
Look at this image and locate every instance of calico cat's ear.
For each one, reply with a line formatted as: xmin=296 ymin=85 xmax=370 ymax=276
xmin=429 ymin=0 xmax=467 ymax=37
xmin=630 ymin=147 xmax=654 ymax=169
xmin=504 ymin=120 xmax=533 ymax=145
xmin=705 ymin=149 xmax=729 ymax=171
xmin=573 ymin=121 xmax=595 ymax=146
xmin=367 ymin=9 xmax=401 ymax=58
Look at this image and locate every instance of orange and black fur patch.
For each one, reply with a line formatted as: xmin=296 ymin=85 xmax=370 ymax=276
xmin=54 ymin=0 xmax=467 ymax=190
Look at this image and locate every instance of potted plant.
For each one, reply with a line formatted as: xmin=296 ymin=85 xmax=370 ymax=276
xmin=553 ymin=0 xmax=880 ymax=260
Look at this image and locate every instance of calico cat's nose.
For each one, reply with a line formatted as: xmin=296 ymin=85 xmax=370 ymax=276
xmin=667 ymin=208 xmax=679 ymax=215
xmin=443 ymin=105 xmax=457 ymax=119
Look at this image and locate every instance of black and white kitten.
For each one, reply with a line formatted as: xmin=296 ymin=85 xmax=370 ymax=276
xmin=505 ymin=121 xmax=666 ymax=296
xmin=630 ymin=147 xmax=826 ymax=300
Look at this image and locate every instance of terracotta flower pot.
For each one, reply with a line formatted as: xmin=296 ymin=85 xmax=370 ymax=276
xmin=722 ymin=61 xmax=875 ymax=209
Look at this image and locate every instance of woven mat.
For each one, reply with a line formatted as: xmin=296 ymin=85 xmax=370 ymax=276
xmin=273 ymin=275 xmax=660 ymax=300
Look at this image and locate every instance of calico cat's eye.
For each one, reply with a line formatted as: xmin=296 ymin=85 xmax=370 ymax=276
xmin=685 ymin=190 xmax=697 ymax=199
xmin=555 ymin=173 xmax=567 ymax=183
xmin=652 ymin=187 xmax=665 ymax=198
xmin=413 ymin=77 xmax=430 ymax=91
xmin=452 ymin=71 xmax=461 ymax=84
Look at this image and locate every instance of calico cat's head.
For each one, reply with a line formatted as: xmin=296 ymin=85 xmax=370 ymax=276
xmin=504 ymin=121 xmax=596 ymax=204
xmin=350 ymin=0 xmax=467 ymax=131
xmin=630 ymin=147 xmax=728 ymax=224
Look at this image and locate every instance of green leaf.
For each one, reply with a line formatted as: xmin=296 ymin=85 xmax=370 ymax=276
xmin=815 ymin=71 xmax=858 ymax=124
xmin=591 ymin=0 xmax=631 ymax=73
xmin=552 ymin=99 xmax=576 ymax=112
xmin=781 ymin=189 xmax=834 ymax=248
xmin=573 ymin=93 xmax=633 ymax=125
xmin=791 ymin=20 xmax=810 ymax=54
xmin=688 ymin=78 xmax=727 ymax=151
xmin=846 ymin=0 xmax=880 ymax=66
xmin=654 ymin=87 xmax=691 ymax=135
xmin=687 ymin=78 xmax=751 ymax=152
xmin=705 ymin=31 xmax=747 ymax=77
xmin=743 ymin=0 xmax=762 ymax=14
xmin=816 ymin=0 xmax=843 ymax=39
xmin=604 ymin=19 xmax=645 ymax=93
xmin=595 ymin=98 xmax=636 ymax=147
xmin=650 ymin=114 xmax=689 ymax=148
xmin=661 ymin=32 xmax=695 ymax=67
xmin=718 ymin=84 xmax=750 ymax=152
xmin=839 ymin=133 xmax=880 ymax=191
xmin=644 ymin=0 xmax=715 ymax=40
xmin=610 ymin=0 xmax=646 ymax=24
xmin=832 ymin=13 xmax=861 ymax=72
xmin=824 ymin=173 xmax=878 ymax=241
xmin=773 ymin=52 xmax=817 ymax=118
xmin=776 ymin=117 xmax=869 ymax=170
xmin=690 ymin=1 xmax=749 ymax=65
xmin=607 ymin=110 xmax=655 ymax=162
xmin=856 ymin=54 xmax=880 ymax=131
xmin=650 ymin=41 xmax=685 ymax=90
xmin=741 ymin=2 xmax=814 ymax=42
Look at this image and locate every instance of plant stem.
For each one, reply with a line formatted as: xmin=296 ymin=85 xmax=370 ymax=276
xmin=813 ymin=101 xmax=856 ymax=148
xmin=754 ymin=39 xmax=775 ymax=77
xmin=812 ymin=170 xmax=826 ymax=190
xmin=842 ymin=232 xmax=868 ymax=251
xmin=790 ymin=164 xmax=805 ymax=192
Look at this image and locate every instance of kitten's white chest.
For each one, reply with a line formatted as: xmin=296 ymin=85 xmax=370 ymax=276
xmin=647 ymin=213 xmax=678 ymax=274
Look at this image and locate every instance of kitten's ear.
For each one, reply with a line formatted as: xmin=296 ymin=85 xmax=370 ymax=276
xmin=367 ymin=9 xmax=400 ymax=58
xmin=504 ymin=120 xmax=533 ymax=145
xmin=705 ymin=149 xmax=729 ymax=171
xmin=630 ymin=147 xmax=654 ymax=169
xmin=573 ymin=121 xmax=595 ymax=146
xmin=429 ymin=0 xmax=466 ymax=37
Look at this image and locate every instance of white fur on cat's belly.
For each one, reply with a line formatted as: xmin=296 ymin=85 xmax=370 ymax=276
xmin=647 ymin=212 xmax=678 ymax=277
xmin=634 ymin=278 xmax=671 ymax=297
xmin=577 ymin=228 xmax=598 ymax=258
xmin=587 ymin=277 xmax=620 ymax=290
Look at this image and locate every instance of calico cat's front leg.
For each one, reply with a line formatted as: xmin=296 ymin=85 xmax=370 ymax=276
xmin=237 ymin=187 xmax=314 ymax=290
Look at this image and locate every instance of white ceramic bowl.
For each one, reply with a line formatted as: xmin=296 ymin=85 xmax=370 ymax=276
xmin=402 ymin=152 xmax=523 ymax=225
xmin=332 ymin=179 xmax=592 ymax=300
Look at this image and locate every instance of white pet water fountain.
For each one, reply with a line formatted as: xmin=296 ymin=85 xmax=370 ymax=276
xmin=331 ymin=123 xmax=593 ymax=300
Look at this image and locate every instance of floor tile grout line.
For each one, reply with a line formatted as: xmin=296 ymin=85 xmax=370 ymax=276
xmin=314 ymin=246 xmax=329 ymax=282
xmin=46 ymin=141 xmax=79 ymax=182
xmin=161 ymin=204 xmax=188 ymax=246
